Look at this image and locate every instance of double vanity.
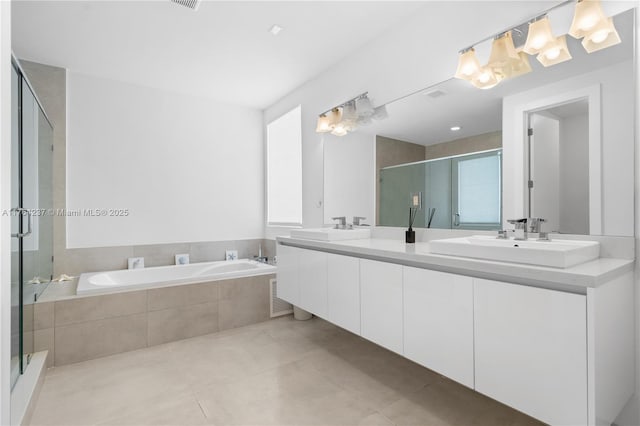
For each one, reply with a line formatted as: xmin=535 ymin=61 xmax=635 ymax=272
xmin=276 ymin=229 xmax=634 ymax=426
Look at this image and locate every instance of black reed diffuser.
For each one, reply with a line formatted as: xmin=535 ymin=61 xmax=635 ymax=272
xmin=406 ymin=192 xmax=421 ymax=244
xmin=406 ymin=208 xmax=417 ymax=243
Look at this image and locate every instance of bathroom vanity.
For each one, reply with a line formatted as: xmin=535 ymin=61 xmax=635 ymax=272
xmin=276 ymin=235 xmax=634 ymax=426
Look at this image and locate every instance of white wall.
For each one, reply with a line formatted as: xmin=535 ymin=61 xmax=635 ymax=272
xmin=66 ymin=72 xmax=264 ymax=248
xmin=0 ymin=1 xmax=11 ymax=423
xmin=503 ymin=60 xmax=635 ymax=237
xmin=323 ymin=132 xmax=375 ymax=225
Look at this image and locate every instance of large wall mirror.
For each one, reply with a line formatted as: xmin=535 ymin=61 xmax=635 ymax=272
xmin=323 ymin=8 xmax=635 ymax=237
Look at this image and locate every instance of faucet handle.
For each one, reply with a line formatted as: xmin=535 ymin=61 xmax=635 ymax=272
xmin=353 ymin=216 xmax=367 ymax=226
xmin=528 ymin=217 xmax=547 ymax=233
xmin=507 ymin=218 xmax=528 ymax=229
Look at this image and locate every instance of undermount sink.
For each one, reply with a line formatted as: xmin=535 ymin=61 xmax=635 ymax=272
xmin=289 ymin=227 xmax=371 ymax=241
xmin=429 ymin=235 xmax=600 ymax=268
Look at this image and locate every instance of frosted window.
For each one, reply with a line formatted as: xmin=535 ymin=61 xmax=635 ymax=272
xmin=267 ymin=106 xmax=302 ymax=225
xmin=457 ymin=153 xmax=501 ymax=224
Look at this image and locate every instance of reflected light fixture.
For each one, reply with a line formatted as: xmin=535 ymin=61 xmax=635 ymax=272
xmin=471 ymin=66 xmax=502 ymax=90
xmin=536 ymin=35 xmax=572 ymax=67
xmin=488 ymin=31 xmax=532 ymax=79
xmin=454 ymin=48 xmax=481 ymax=81
xmin=315 ymin=93 xmax=385 ymax=137
xmin=523 ymin=16 xmax=557 ymax=55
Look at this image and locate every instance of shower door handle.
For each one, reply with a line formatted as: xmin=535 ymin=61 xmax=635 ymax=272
xmin=453 ymin=213 xmax=460 ymax=227
xmin=11 ymin=208 xmax=32 ymax=238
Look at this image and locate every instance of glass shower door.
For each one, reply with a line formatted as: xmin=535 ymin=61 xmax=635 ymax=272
xmin=10 ymin=62 xmax=54 ymax=389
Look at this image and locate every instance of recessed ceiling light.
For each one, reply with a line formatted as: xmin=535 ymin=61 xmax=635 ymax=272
xmin=450 ymin=126 xmax=462 ymax=131
xmin=269 ymin=24 xmax=284 ymax=36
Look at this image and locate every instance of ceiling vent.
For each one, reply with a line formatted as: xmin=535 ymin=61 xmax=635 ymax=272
xmin=171 ymin=0 xmax=201 ymax=11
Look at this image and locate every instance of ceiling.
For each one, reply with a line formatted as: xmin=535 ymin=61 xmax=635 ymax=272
xmin=364 ymin=9 xmax=634 ymax=146
xmin=11 ymin=0 xmax=426 ymax=109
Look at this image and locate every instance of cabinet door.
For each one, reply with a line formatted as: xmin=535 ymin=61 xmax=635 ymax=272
xmin=403 ymin=267 xmax=473 ymax=388
xmin=276 ymin=244 xmax=299 ymax=305
xmin=327 ymin=254 xmax=360 ymax=334
xmin=474 ymin=278 xmax=587 ymax=426
xmin=360 ymin=259 xmax=403 ymax=354
xmin=298 ymin=249 xmax=328 ymax=317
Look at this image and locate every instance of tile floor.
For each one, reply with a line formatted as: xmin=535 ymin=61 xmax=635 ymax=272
xmin=30 ymin=316 xmax=542 ymax=426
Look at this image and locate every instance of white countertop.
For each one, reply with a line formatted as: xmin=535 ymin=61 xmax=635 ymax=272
xmin=277 ymin=237 xmax=634 ymax=293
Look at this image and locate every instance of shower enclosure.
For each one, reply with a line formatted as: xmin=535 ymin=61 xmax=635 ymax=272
xmin=379 ymin=149 xmax=502 ymax=230
xmin=11 ymin=59 xmax=54 ymax=389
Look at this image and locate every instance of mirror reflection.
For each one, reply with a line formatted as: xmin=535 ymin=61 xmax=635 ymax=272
xmin=323 ymin=9 xmax=634 ymax=236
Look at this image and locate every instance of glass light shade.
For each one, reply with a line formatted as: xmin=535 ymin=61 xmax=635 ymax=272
xmin=331 ymin=123 xmax=348 ymax=137
xmin=355 ymin=96 xmax=374 ymax=117
xmin=454 ymin=48 xmax=481 ymax=80
xmin=523 ymin=17 xmax=556 ymax=55
xmin=315 ymin=114 xmax=332 ymax=133
xmin=471 ymin=67 xmax=502 ymax=89
xmin=488 ymin=32 xmax=519 ymax=69
xmin=507 ymin=51 xmax=533 ymax=78
xmin=569 ymin=0 xmax=606 ymax=38
xmin=372 ymin=105 xmax=388 ymax=121
xmin=327 ymin=108 xmax=342 ymax=126
xmin=536 ymin=35 xmax=572 ymax=67
xmin=581 ymin=17 xmax=621 ymax=52
xmin=341 ymin=101 xmax=358 ymax=131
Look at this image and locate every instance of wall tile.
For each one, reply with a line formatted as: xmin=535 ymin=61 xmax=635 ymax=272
xmin=61 ymin=246 xmax=133 ymax=276
xmin=34 ymin=328 xmax=55 ymax=367
xmin=55 ymin=291 xmax=147 ymax=326
xmin=218 ymin=275 xmax=271 ymax=331
xmin=148 ymin=302 xmax=218 ymax=346
xmin=133 ymin=243 xmax=191 ymax=268
xmin=147 ymin=282 xmax=219 ymax=311
xmin=54 ymin=313 xmax=147 ymax=365
xmin=34 ymin=302 xmax=55 ymax=330
xmin=189 ymin=241 xmax=232 ymax=263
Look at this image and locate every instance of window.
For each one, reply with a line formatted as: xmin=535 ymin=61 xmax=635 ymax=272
xmin=452 ymin=150 xmax=502 ymax=229
xmin=267 ymin=105 xmax=302 ymax=226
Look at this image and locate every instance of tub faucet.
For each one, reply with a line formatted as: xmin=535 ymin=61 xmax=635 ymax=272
xmin=253 ymin=244 xmax=268 ymax=264
xmin=507 ymin=218 xmax=528 ymax=240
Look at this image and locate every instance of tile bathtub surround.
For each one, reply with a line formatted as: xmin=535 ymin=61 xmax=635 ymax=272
xmin=58 ymin=238 xmax=277 ymax=276
xmin=33 ymin=274 xmax=275 ymax=366
xmin=29 ymin=317 xmax=542 ymax=426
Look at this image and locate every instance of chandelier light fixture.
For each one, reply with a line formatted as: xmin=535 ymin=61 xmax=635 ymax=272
xmin=454 ymin=0 xmax=620 ymax=89
xmin=315 ymin=93 xmax=387 ymax=137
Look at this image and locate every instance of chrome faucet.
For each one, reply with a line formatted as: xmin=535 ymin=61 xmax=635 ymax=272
xmin=332 ymin=216 xmax=348 ymax=229
xmin=253 ymin=244 xmax=268 ymax=264
xmin=507 ymin=218 xmax=528 ymax=240
xmin=528 ymin=218 xmax=550 ymax=241
xmin=353 ymin=216 xmax=367 ymax=226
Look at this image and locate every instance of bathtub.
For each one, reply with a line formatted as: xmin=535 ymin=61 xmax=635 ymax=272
xmin=77 ymin=259 xmax=277 ymax=295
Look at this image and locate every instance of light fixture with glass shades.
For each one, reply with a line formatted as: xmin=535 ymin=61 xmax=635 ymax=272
xmin=315 ymin=92 xmax=387 ymax=137
xmin=454 ymin=0 xmax=621 ymax=89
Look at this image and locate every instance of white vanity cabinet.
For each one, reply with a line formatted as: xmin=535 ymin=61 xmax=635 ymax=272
xmin=360 ymin=259 xmax=403 ymax=355
xmin=403 ymin=267 xmax=474 ymax=388
xmin=276 ymin=240 xmax=633 ymax=426
xmin=327 ymin=253 xmax=360 ymax=334
xmin=474 ymin=278 xmax=588 ymax=426
xmin=275 ymin=243 xmax=299 ymax=305
xmin=297 ymin=248 xmax=328 ymax=317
